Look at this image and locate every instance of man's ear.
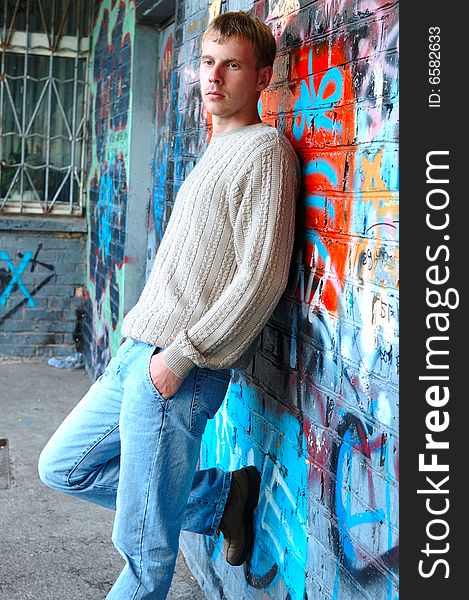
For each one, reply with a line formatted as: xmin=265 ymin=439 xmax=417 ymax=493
xmin=257 ymin=65 xmax=273 ymax=92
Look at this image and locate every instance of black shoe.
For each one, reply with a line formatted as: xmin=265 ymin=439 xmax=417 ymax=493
xmin=218 ymin=465 xmax=261 ymax=566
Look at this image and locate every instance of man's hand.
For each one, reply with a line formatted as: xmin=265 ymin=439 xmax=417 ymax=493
xmin=149 ymin=351 xmax=183 ymax=399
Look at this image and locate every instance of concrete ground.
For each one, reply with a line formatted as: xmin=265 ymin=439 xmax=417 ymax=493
xmin=0 ymin=360 xmax=205 ymax=600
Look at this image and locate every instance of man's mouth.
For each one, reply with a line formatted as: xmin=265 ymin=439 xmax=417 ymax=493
xmin=206 ymin=91 xmax=224 ymax=98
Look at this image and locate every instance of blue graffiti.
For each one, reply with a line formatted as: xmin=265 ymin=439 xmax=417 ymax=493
xmin=293 ymin=48 xmax=343 ymax=140
xmin=331 ymin=411 xmax=397 ymax=600
xmin=201 ymin=380 xmax=308 ymax=600
xmin=153 ymin=139 xmax=169 ymax=239
xmin=90 ymin=153 xmax=127 ymax=330
xmin=97 ymin=169 xmax=113 ymax=259
xmin=303 ymin=159 xmax=338 ymax=262
xmin=335 ymin=427 xmax=386 ymax=565
xmin=303 ymin=159 xmax=338 ymax=187
xmin=0 ymin=251 xmax=36 ymax=307
xmin=96 ymin=154 xmax=127 ymax=261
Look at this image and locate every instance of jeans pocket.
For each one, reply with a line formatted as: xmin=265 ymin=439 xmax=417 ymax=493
xmin=189 ymin=402 xmax=210 ymax=437
xmin=193 ymin=368 xmax=231 ymax=421
xmin=116 ymin=337 xmax=137 ymax=363
xmin=146 ymin=346 xmax=173 ymax=403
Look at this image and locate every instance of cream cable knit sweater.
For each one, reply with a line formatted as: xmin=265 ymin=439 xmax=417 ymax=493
xmin=121 ymin=122 xmax=300 ymax=379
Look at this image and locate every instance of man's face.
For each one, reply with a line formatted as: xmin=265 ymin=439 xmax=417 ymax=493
xmin=199 ymin=35 xmax=272 ymax=128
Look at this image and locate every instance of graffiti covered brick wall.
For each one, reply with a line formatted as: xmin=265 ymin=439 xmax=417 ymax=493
xmin=0 ymin=225 xmax=86 ymax=358
xmin=173 ymin=1 xmax=399 ymax=599
xmin=146 ymin=24 xmax=175 ymax=280
xmin=85 ymin=0 xmax=399 ymax=596
xmin=83 ymin=0 xmax=134 ymax=379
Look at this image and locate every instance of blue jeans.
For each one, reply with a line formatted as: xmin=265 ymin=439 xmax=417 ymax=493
xmin=38 ymin=338 xmax=233 ymax=599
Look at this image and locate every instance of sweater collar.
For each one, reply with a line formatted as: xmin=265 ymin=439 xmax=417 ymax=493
xmin=210 ymin=122 xmax=271 ymax=139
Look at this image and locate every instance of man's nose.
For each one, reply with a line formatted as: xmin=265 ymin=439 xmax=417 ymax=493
xmin=209 ymin=64 xmax=222 ymax=83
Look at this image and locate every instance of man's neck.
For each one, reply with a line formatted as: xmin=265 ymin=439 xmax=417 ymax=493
xmin=212 ymin=115 xmax=262 ymax=135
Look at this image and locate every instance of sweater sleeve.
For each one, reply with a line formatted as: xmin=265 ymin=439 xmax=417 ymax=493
xmin=161 ymin=140 xmax=300 ymax=378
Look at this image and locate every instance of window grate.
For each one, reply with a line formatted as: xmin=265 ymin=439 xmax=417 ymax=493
xmin=0 ymin=0 xmax=91 ymax=215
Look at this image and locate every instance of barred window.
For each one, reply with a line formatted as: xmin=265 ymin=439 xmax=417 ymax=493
xmin=0 ymin=0 xmax=91 ymax=215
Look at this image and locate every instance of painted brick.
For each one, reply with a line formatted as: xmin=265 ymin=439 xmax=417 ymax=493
xmin=23 ymin=309 xmax=62 ymax=321
xmin=0 ymin=342 xmax=22 ymax=356
xmin=0 ymin=320 xmax=37 ymax=332
xmin=179 ymin=0 xmax=398 ymax=595
xmin=56 ymin=273 xmax=85 ymax=286
xmin=62 ymin=308 xmax=81 ymax=322
xmin=48 ymin=296 xmax=71 ymax=310
xmin=0 ymin=225 xmax=85 ymax=358
xmin=16 ymin=332 xmax=62 ymax=345
xmin=37 ymin=319 xmax=77 ymax=334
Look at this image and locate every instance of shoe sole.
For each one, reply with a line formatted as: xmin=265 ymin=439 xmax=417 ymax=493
xmin=228 ymin=465 xmax=261 ymax=566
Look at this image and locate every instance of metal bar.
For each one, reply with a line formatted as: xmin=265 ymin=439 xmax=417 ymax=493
xmin=17 ymin=70 xmax=49 ymax=83
xmin=5 ymin=0 xmax=20 ymax=48
xmin=48 ymin=167 xmax=70 ymax=208
xmin=51 ymin=78 xmax=72 ymax=139
xmin=76 ymin=1 xmax=81 ymax=58
xmin=0 ymin=166 xmax=20 ymax=210
xmin=69 ymin=0 xmax=79 ymax=212
xmin=53 ymin=0 xmax=72 ymax=52
xmin=79 ymin=49 xmax=91 ymax=215
xmin=19 ymin=0 xmax=31 ymax=212
xmin=0 ymin=15 xmax=5 ymax=197
xmin=46 ymin=164 xmax=71 ymax=172
xmin=24 ymin=163 xmax=45 ymax=210
xmin=26 ymin=162 xmax=48 ymax=170
xmin=3 ymin=70 xmax=24 ymax=81
xmin=78 ymin=82 xmax=87 ymax=213
xmin=75 ymin=111 xmax=85 ymax=141
xmin=2 ymin=0 xmax=7 ymax=45
xmin=51 ymin=0 xmax=56 ymax=49
xmin=2 ymin=132 xmax=70 ymax=145
xmin=37 ymin=0 xmax=52 ymax=50
xmin=28 ymin=133 xmax=69 ymax=143
xmin=23 ymin=75 xmax=49 ymax=136
xmin=78 ymin=0 xmax=90 ymax=214
xmin=75 ymin=0 xmax=83 ymax=212
xmin=3 ymin=79 xmax=22 ymax=135
xmin=44 ymin=47 xmax=53 ymax=211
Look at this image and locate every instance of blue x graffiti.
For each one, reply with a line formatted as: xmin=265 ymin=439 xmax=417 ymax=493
xmin=0 ymin=251 xmax=36 ymax=308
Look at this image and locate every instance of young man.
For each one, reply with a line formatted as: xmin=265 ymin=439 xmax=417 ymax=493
xmin=38 ymin=11 xmax=300 ymax=600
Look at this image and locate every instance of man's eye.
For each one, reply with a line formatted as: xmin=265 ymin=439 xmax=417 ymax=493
xmin=229 ymin=63 xmax=239 ymax=68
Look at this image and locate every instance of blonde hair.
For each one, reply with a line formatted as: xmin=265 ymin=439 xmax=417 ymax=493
xmin=202 ymin=11 xmax=277 ymax=68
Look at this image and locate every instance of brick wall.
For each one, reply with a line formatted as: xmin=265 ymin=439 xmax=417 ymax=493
xmin=83 ymin=0 xmax=134 ymax=379
xmin=171 ymin=2 xmax=399 ymax=600
xmin=0 ymin=219 xmax=86 ymax=358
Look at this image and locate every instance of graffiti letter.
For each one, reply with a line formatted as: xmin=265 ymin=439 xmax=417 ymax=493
xmin=0 ymin=251 xmax=36 ymax=308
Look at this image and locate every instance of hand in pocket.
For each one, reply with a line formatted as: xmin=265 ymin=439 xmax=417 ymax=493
xmin=149 ymin=351 xmax=184 ymax=400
